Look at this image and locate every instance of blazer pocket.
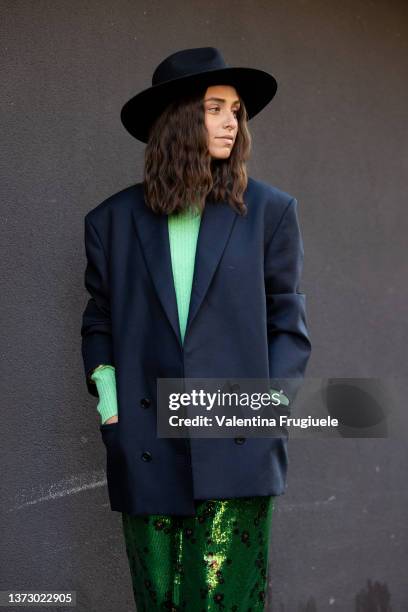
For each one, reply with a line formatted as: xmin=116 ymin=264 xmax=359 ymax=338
xmin=100 ymin=421 xmax=119 ymax=431
xmin=99 ymin=422 xmax=120 ymax=453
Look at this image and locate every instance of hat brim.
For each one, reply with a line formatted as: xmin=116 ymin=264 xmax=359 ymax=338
xmin=120 ymin=67 xmax=277 ymax=143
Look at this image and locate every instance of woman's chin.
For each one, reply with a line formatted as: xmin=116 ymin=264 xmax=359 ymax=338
xmin=210 ymin=150 xmax=232 ymax=160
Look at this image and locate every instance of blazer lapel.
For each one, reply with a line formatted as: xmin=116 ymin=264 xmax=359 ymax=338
xmin=132 ymin=186 xmax=238 ymax=349
xmin=185 ymin=199 xmax=238 ymax=339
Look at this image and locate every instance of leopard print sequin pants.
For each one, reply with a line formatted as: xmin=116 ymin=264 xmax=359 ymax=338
xmin=122 ymin=496 xmax=275 ymax=611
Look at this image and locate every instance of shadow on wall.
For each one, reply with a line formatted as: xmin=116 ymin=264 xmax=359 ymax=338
xmin=270 ymin=578 xmax=392 ymax=611
xmin=355 ymin=579 xmax=392 ymax=611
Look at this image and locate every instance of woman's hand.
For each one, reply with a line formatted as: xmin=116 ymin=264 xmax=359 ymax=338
xmin=103 ymin=415 xmax=118 ymax=425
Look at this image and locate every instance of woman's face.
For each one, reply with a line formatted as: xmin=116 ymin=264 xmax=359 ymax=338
xmin=203 ymin=84 xmax=240 ymax=159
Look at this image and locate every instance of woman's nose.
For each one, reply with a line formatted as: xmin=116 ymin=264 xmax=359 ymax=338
xmin=224 ymin=112 xmax=237 ymax=128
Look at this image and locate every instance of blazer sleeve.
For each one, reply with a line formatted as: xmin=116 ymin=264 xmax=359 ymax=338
xmin=81 ymin=215 xmax=115 ymax=397
xmin=264 ymin=197 xmax=312 ymax=409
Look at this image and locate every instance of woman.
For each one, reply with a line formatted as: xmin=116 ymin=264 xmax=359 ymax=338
xmin=81 ymin=47 xmax=312 ymax=611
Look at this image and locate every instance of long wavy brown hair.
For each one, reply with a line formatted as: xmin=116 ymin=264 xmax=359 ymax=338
xmin=143 ymin=84 xmax=252 ymax=217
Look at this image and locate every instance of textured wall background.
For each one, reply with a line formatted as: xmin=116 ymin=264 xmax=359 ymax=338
xmin=1 ymin=1 xmax=407 ymax=610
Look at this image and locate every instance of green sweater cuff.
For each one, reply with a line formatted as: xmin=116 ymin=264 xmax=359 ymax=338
xmin=90 ymin=365 xmax=118 ymax=424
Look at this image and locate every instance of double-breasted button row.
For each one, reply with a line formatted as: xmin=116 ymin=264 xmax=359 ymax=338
xmin=140 ymin=398 xmax=151 ymax=408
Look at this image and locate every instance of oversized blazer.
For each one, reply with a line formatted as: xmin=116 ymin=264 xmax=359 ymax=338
xmin=81 ymin=176 xmax=312 ymax=516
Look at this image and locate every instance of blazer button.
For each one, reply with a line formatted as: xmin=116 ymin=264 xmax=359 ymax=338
xmin=234 ymin=437 xmax=246 ymax=444
xmin=140 ymin=398 xmax=151 ymax=409
xmin=141 ymin=451 xmax=152 ymax=462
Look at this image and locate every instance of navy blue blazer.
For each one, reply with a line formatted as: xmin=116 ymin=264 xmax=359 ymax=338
xmin=81 ymin=176 xmax=312 ymax=516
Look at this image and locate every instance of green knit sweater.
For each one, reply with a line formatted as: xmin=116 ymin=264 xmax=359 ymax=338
xmin=90 ymin=205 xmax=288 ymax=423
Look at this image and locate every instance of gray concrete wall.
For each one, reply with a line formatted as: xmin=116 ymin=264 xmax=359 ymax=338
xmin=1 ymin=1 xmax=407 ymax=610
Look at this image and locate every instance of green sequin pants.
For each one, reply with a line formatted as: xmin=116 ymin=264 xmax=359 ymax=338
xmin=121 ymin=496 xmax=275 ymax=611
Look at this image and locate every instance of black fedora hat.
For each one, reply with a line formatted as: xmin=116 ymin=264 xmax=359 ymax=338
xmin=120 ymin=46 xmax=278 ymax=143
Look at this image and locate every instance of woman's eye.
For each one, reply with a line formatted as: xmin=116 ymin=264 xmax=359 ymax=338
xmin=208 ymin=107 xmax=239 ymax=117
